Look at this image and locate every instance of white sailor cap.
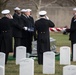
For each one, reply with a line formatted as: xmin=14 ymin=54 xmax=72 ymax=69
xmin=73 ymin=8 xmax=76 ymax=11
xmin=39 ymin=10 xmax=47 ymax=15
xmin=21 ymin=9 xmax=27 ymax=12
xmin=26 ymin=9 xmax=32 ymax=12
xmin=14 ymin=7 xmax=20 ymax=10
xmin=1 ymin=9 xmax=10 ymax=14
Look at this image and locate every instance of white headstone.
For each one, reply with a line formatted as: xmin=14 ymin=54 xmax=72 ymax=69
xmin=43 ymin=51 xmax=55 ymax=74
xmin=0 ymin=66 xmax=4 ymax=75
xmin=19 ymin=58 xmax=34 ymax=75
xmin=16 ymin=46 xmax=26 ymax=65
xmin=0 ymin=52 xmax=5 ymax=67
xmin=60 ymin=46 xmax=71 ymax=65
xmin=63 ymin=65 xmax=76 ymax=75
xmin=73 ymin=44 xmax=76 ymax=61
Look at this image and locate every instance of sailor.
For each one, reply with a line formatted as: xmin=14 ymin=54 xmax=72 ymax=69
xmin=13 ymin=7 xmax=23 ymax=58
xmin=25 ymin=9 xmax=34 ymax=54
xmin=34 ymin=10 xmax=55 ymax=64
xmin=65 ymin=8 xmax=76 ymax=61
xmin=21 ymin=9 xmax=34 ymax=54
xmin=0 ymin=9 xmax=13 ymax=64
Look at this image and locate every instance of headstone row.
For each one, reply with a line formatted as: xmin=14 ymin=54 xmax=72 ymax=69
xmin=0 ymin=45 xmax=75 ymax=75
xmin=16 ymin=46 xmax=56 ymax=75
xmin=16 ymin=46 xmax=34 ymax=75
xmin=17 ymin=45 xmax=76 ymax=75
xmin=60 ymin=45 xmax=76 ymax=75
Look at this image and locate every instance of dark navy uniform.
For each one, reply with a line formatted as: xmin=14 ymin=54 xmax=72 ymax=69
xmin=26 ymin=16 xmax=34 ymax=54
xmin=21 ymin=14 xmax=28 ymax=48
xmin=0 ymin=17 xmax=13 ymax=64
xmin=13 ymin=13 xmax=23 ymax=58
xmin=66 ymin=17 xmax=76 ymax=60
xmin=21 ymin=15 xmax=34 ymax=54
xmin=34 ymin=18 xmax=55 ymax=64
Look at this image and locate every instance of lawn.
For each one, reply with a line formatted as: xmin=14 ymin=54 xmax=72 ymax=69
xmin=5 ymin=32 xmax=76 ymax=75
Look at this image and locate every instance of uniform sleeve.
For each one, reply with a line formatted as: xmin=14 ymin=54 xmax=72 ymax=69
xmin=10 ymin=19 xmax=23 ymax=30
xmin=66 ymin=18 xmax=76 ymax=33
xmin=49 ymin=20 xmax=55 ymax=27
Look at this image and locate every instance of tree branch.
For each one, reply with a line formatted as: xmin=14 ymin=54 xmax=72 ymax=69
xmin=30 ymin=0 xmax=39 ymax=9
xmin=41 ymin=0 xmax=58 ymax=8
xmin=55 ymin=0 xmax=64 ymax=7
xmin=38 ymin=0 xmax=42 ymax=9
xmin=0 ymin=0 xmax=9 ymax=5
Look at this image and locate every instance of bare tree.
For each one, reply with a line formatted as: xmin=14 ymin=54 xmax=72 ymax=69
xmin=0 ymin=0 xmax=10 ymax=16
xmin=30 ymin=0 xmax=57 ymax=19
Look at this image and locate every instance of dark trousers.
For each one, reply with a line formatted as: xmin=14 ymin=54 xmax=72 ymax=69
xmin=0 ymin=41 xmax=9 ymax=64
xmin=21 ymin=38 xmax=27 ymax=47
xmin=0 ymin=34 xmax=12 ymax=64
xmin=26 ymin=40 xmax=32 ymax=54
xmin=38 ymin=53 xmax=43 ymax=65
xmin=13 ymin=37 xmax=21 ymax=58
xmin=21 ymin=38 xmax=32 ymax=54
xmin=26 ymin=32 xmax=33 ymax=54
xmin=71 ymin=41 xmax=76 ymax=60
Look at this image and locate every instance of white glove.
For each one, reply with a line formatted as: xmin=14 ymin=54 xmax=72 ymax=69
xmin=62 ymin=28 xmax=66 ymax=32
xmin=23 ymin=27 xmax=28 ymax=30
xmin=45 ymin=16 xmax=49 ymax=20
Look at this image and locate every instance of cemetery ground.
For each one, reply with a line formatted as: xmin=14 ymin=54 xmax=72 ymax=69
xmin=5 ymin=32 xmax=76 ymax=75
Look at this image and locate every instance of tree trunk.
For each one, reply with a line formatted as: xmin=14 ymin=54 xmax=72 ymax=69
xmin=36 ymin=0 xmax=42 ymax=19
xmin=0 ymin=0 xmax=9 ymax=16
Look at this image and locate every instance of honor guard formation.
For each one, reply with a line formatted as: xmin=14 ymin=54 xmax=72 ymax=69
xmin=0 ymin=7 xmax=76 ymax=65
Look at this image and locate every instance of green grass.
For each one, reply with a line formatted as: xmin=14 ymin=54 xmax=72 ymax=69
xmin=5 ymin=32 xmax=76 ymax=75
xmin=5 ymin=59 xmax=76 ymax=75
xmin=51 ymin=32 xmax=71 ymax=47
